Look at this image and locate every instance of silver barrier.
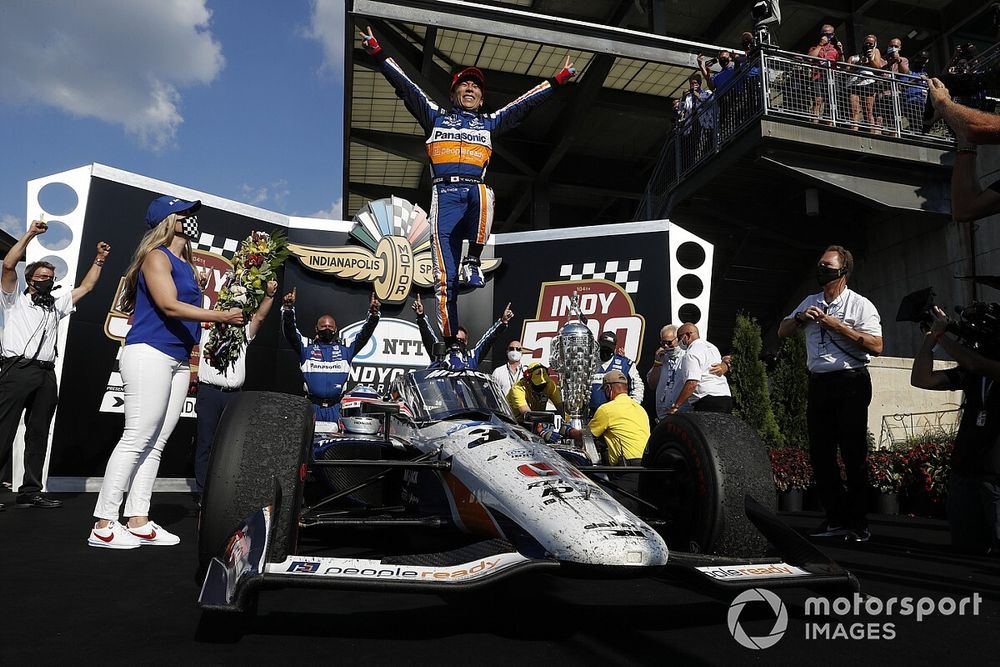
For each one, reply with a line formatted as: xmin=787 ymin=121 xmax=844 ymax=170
xmin=637 ymin=49 xmax=956 ymax=219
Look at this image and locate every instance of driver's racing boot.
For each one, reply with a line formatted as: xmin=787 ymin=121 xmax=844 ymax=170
xmin=460 ymin=256 xmax=485 ymax=288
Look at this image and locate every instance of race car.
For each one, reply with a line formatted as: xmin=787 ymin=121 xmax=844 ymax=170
xmin=197 ymin=367 xmax=857 ymax=629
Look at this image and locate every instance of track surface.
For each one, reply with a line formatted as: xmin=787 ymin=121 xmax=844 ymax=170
xmin=1 ymin=492 xmax=998 ymax=665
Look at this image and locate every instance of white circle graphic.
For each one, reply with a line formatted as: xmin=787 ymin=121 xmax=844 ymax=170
xmin=727 ymin=588 xmax=788 ymax=650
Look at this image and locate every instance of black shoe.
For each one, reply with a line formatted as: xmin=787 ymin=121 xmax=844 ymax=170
xmin=809 ymin=521 xmax=849 ymax=538
xmin=844 ymin=527 xmax=871 ymax=543
xmin=14 ymin=493 xmax=63 ymax=509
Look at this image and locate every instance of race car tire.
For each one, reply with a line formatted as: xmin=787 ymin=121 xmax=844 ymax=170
xmin=639 ymin=412 xmax=775 ymax=557
xmin=198 ymin=391 xmax=313 ymax=583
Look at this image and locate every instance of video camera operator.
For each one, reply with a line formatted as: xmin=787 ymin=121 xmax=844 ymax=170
xmin=910 ymin=305 xmax=1000 ymax=554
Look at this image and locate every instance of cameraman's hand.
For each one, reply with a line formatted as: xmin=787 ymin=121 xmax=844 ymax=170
xmin=929 ymin=306 xmax=950 ymax=336
xmin=927 ymin=77 xmax=951 ymax=112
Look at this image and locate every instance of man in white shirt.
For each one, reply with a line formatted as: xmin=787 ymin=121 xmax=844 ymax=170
xmin=492 ymin=338 xmax=525 ymax=397
xmin=0 ymin=220 xmax=110 ymax=508
xmin=778 ymin=245 xmax=883 ymax=543
xmin=194 ymin=279 xmax=278 ymax=501
xmin=666 ymin=323 xmax=732 ymax=415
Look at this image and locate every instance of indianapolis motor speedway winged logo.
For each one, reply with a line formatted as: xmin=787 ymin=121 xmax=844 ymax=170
xmin=289 ymin=196 xmax=500 ymax=304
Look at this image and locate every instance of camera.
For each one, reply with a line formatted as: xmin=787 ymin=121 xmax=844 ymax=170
xmin=897 ymin=287 xmax=1000 ymax=356
xmin=923 ymin=41 xmax=1000 ymax=130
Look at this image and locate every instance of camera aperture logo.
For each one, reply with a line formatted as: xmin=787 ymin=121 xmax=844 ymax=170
xmin=727 ymin=588 xmax=789 ymax=650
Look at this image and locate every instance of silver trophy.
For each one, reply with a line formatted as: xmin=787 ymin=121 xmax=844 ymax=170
xmin=549 ymin=292 xmax=601 ymax=461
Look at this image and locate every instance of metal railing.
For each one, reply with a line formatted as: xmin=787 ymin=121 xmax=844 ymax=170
xmin=878 ymin=408 xmax=960 ymax=449
xmin=637 ymin=47 xmax=955 ymax=219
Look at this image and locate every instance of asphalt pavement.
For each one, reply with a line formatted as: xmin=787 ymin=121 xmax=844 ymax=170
xmin=1 ymin=492 xmax=998 ymax=665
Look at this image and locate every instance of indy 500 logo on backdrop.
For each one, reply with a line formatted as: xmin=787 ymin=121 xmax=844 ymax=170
xmin=520 ymin=279 xmax=645 ymax=366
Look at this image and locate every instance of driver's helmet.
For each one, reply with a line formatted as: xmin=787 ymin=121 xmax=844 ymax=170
xmin=339 ymin=385 xmax=383 ymax=435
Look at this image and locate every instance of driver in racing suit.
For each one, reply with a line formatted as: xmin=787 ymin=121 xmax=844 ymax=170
xmin=412 ymin=293 xmax=512 ymax=370
xmin=281 ymin=287 xmax=381 ymax=422
xmin=360 ymin=26 xmax=576 ymax=339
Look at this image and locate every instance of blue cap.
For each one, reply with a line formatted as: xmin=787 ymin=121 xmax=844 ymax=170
xmin=145 ymin=195 xmax=201 ymax=228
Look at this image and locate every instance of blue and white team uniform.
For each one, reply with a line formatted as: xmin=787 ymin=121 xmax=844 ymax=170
xmin=282 ymin=307 xmax=380 ymax=421
xmin=373 ymin=52 xmax=561 ymax=338
xmin=589 ymin=353 xmax=645 ymax=416
xmin=416 ymin=313 xmax=506 ymax=371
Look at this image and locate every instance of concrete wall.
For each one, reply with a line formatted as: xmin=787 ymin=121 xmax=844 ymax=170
xmin=868 ymin=356 xmax=962 ymax=449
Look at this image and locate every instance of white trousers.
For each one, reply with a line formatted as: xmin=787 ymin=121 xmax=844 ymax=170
xmin=93 ymin=343 xmax=190 ymax=520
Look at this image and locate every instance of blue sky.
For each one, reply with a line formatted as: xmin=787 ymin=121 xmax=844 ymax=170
xmin=0 ymin=0 xmax=347 ymax=238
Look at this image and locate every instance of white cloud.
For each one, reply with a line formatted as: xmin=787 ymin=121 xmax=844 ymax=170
xmin=303 ymin=0 xmax=347 ymax=76
xmin=239 ymin=179 xmax=290 ymax=209
xmin=311 ymin=197 xmax=344 ymax=220
xmin=0 ymin=1 xmax=225 ymax=151
xmin=0 ymin=214 xmax=22 ymax=238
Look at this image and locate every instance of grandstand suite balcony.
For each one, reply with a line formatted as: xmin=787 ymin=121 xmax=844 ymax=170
xmin=638 ymin=47 xmax=955 ymax=221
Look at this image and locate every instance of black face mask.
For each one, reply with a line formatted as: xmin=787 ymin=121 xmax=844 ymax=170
xmin=531 ymin=381 xmax=547 ymax=393
xmin=816 ymin=266 xmax=847 ymax=286
xmin=599 ymin=346 xmax=614 ymax=362
xmin=316 ymin=329 xmax=336 ymax=344
xmin=719 ymin=57 xmax=730 ymax=67
xmin=31 ymin=278 xmax=54 ymax=295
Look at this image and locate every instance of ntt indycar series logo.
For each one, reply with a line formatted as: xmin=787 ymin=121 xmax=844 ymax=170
xmin=727 ymin=589 xmax=984 ymax=649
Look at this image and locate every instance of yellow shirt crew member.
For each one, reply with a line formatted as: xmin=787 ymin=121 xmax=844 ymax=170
xmin=589 ymin=371 xmax=650 ymax=465
xmin=506 ymin=362 xmax=563 ymax=421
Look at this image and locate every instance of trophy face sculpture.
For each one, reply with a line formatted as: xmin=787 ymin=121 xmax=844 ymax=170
xmin=549 ymin=291 xmax=600 ymax=435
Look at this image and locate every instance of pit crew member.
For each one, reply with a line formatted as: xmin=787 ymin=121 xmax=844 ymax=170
xmin=412 ymin=293 xmax=511 ymax=370
xmin=589 ymin=331 xmax=643 ymax=416
xmin=282 ymin=287 xmax=380 ymax=421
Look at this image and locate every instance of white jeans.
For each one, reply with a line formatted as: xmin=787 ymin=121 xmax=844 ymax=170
xmin=94 ymin=343 xmax=190 ymax=520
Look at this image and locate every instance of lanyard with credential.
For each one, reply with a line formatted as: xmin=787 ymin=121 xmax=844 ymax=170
xmin=978 ymin=377 xmax=994 ymax=427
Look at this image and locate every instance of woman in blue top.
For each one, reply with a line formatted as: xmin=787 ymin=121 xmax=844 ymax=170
xmin=88 ymin=196 xmax=244 ymax=550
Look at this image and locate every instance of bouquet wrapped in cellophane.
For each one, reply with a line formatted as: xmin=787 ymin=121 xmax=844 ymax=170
xmin=203 ymin=230 xmax=289 ymax=373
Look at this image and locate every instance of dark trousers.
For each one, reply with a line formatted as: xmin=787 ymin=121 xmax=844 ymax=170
xmin=807 ymin=368 xmax=872 ymax=530
xmin=693 ymin=395 xmax=733 ymax=413
xmin=195 ymin=383 xmax=240 ymax=493
xmin=0 ymin=362 xmax=58 ymax=494
xmin=948 ymin=472 xmax=1000 ymax=553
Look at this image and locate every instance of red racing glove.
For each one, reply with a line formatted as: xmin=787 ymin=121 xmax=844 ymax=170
xmin=361 ymin=30 xmax=382 ymax=56
xmin=555 ymin=65 xmax=576 ymax=85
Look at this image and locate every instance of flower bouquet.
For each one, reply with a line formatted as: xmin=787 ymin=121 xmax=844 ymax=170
xmin=868 ymin=448 xmax=904 ymax=494
xmin=203 ymin=230 xmax=289 ymax=373
xmin=769 ymin=446 xmax=814 ymax=492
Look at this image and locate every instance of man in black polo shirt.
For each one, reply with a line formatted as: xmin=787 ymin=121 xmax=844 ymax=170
xmin=911 ymin=306 xmax=1000 ymax=554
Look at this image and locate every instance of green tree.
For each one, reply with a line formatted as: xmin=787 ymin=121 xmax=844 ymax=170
xmin=729 ymin=314 xmax=784 ymax=449
xmin=770 ymin=330 xmax=810 ymax=448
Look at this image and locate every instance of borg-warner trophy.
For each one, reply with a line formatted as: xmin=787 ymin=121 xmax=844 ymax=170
xmin=549 ymin=292 xmax=601 ymax=462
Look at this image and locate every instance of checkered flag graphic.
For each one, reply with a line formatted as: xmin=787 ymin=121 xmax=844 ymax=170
xmin=193 ymin=233 xmax=240 ymax=260
xmin=559 ymin=259 xmax=642 ymax=294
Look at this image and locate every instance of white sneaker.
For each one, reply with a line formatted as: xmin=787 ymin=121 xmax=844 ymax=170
xmin=88 ymin=520 xmax=142 ymax=550
xmin=127 ymin=521 xmax=180 ymax=546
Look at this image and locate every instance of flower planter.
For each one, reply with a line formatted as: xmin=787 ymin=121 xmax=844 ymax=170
xmin=778 ymin=488 xmax=804 ymax=512
xmin=876 ymin=491 xmax=899 ymax=516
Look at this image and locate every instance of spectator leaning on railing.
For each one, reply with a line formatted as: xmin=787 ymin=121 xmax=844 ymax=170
xmin=807 ymin=23 xmax=846 ymax=123
xmin=928 ymin=78 xmax=1000 ymax=222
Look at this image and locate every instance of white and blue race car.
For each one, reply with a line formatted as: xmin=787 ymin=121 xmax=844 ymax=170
xmin=197 ymin=367 xmax=857 ymax=629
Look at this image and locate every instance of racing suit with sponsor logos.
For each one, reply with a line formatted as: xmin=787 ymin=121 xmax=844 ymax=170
xmin=589 ymin=353 xmax=645 ymax=416
xmin=415 ymin=312 xmax=506 ymax=370
xmin=373 ymin=52 xmax=559 ymax=337
xmin=282 ymin=307 xmax=379 ymax=421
